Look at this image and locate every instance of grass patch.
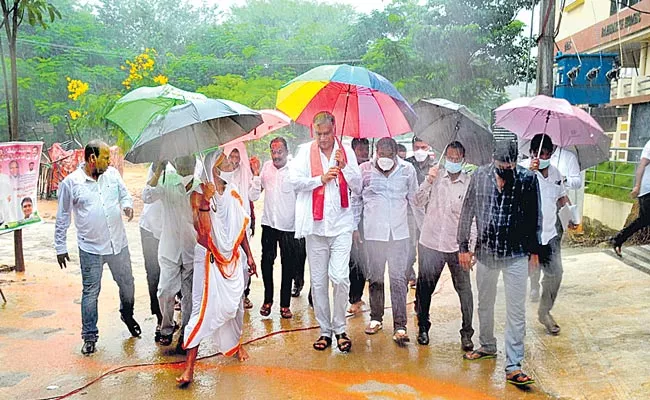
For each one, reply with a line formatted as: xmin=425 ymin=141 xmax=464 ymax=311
xmin=584 ymin=161 xmax=635 ymax=203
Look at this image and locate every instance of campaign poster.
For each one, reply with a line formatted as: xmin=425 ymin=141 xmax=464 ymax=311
xmin=0 ymin=141 xmax=43 ymax=233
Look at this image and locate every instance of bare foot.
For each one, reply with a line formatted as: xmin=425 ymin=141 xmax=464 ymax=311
xmin=347 ymin=300 xmax=364 ymax=314
xmin=235 ymin=346 xmax=250 ymax=362
xmin=176 ymin=368 xmax=194 ymax=387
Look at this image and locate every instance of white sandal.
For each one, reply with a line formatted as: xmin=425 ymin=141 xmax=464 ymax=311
xmin=364 ymin=320 xmax=382 ymax=335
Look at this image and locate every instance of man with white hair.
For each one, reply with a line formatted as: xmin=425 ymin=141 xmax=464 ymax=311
xmin=291 ymin=111 xmax=361 ymax=353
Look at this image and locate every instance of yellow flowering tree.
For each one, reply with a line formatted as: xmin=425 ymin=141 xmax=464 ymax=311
xmin=66 ymin=77 xmax=88 ymax=123
xmin=120 ymin=48 xmax=168 ymax=90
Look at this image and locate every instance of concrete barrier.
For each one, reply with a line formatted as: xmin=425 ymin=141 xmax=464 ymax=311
xmin=582 ymin=193 xmax=633 ymax=230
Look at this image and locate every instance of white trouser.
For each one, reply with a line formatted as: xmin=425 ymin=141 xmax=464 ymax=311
xmin=157 ymin=256 xmax=193 ymax=336
xmin=305 ymin=232 xmax=352 ymax=337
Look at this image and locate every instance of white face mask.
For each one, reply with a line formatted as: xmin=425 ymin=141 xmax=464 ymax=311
xmin=217 ymin=170 xmax=234 ymax=183
xmin=377 ymin=157 xmax=395 ymax=171
xmin=414 ymin=149 xmax=429 ymax=162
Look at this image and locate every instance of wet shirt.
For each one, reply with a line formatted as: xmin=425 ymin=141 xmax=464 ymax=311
xmin=250 ymin=160 xmax=297 ymax=232
xmin=55 ymin=166 xmax=133 ymax=256
xmin=416 ymin=170 xmax=474 ymax=253
xmin=639 ymin=140 xmax=650 ymax=197
xmin=142 ymin=172 xmax=200 ymax=264
xmin=458 ymin=164 xmax=542 ymax=262
xmin=551 ymin=149 xmax=581 ymax=190
xmin=357 ymin=158 xmax=419 ymax=242
xmin=290 ymin=141 xmax=361 ymax=238
xmin=139 ymin=164 xmax=175 ymax=240
xmin=405 ymin=155 xmax=435 ymax=185
xmin=519 ymin=159 xmax=566 ymax=245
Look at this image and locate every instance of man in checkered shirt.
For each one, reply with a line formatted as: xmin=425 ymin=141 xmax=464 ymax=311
xmin=457 ymin=140 xmax=542 ymax=387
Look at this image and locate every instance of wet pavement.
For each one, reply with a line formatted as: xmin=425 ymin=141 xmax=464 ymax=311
xmin=1 ymin=165 xmax=649 ymax=399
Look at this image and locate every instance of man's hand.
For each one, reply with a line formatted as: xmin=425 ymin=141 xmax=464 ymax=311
xmin=529 ymin=158 xmax=540 ymax=172
xmin=247 ymin=257 xmax=257 ymax=277
xmin=250 ymin=156 xmax=261 ymax=176
xmin=57 ymin=253 xmax=70 ymax=269
xmin=631 ymin=185 xmax=640 ymax=199
xmin=334 ymin=149 xmax=346 ymax=170
xmin=426 ymin=165 xmax=439 ymax=184
xmin=528 ymin=253 xmax=539 ymax=273
xmin=459 ymin=251 xmax=474 ymax=271
xmin=123 ymin=207 xmax=134 ymax=221
xmin=321 ymin=167 xmax=340 ymax=184
xmin=352 ymin=230 xmax=362 ymax=245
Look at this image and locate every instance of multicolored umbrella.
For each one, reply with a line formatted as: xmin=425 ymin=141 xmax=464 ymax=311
xmin=106 ymin=84 xmax=207 ymax=141
xmin=276 ymin=64 xmax=416 ymax=138
xmin=224 ymin=109 xmax=291 ymax=146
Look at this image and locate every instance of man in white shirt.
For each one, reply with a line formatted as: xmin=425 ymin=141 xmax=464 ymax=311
xmin=520 ymin=134 xmax=573 ymax=335
xmin=54 ymin=140 xmax=138 ymax=355
xmin=249 ymin=137 xmax=305 ymax=319
xmin=611 ymin=138 xmax=650 ymax=256
xmin=142 ymin=155 xmax=200 ymax=353
xmin=358 ymin=138 xmax=419 ymax=345
xmin=139 ymin=162 xmax=175 ymax=343
xmin=290 ymin=111 xmax=361 ymax=353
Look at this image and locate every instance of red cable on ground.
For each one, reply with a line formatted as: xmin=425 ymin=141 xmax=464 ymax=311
xmin=36 ymin=298 xmax=426 ymax=400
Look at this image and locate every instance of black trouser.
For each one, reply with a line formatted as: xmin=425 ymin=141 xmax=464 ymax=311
xmin=261 ymin=225 xmax=304 ymax=308
xmin=415 ymin=245 xmax=474 ymax=339
xmin=294 ymin=237 xmax=306 ymax=290
xmin=140 ymin=228 xmax=162 ymax=323
xmin=614 ymin=193 xmax=650 ymax=246
xmin=349 ymin=234 xmax=367 ymax=304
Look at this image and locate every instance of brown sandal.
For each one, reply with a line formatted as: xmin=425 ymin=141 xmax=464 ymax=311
xmin=259 ymin=303 xmax=272 ymax=316
xmin=280 ymin=307 xmax=293 ymax=319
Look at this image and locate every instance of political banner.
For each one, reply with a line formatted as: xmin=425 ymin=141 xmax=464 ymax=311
xmin=0 ymin=141 xmax=43 ymax=233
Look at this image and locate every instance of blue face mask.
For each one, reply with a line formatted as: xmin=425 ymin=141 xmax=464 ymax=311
xmin=445 ymin=160 xmax=463 ymax=174
xmin=539 ymin=158 xmax=551 ymax=170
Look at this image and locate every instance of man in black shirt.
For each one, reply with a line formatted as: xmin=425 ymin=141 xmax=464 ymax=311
xmin=457 ymin=140 xmax=541 ymax=387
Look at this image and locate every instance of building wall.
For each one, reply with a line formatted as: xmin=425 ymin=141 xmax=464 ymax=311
xmin=556 ymin=0 xmax=612 ymax=41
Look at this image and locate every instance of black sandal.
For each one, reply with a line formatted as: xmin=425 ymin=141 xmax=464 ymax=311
xmin=313 ymin=336 xmax=332 ymax=351
xmin=159 ymin=333 xmax=173 ymax=346
xmin=335 ymin=333 xmax=352 ymax=353
xmin=463 ymin=348 xmax=496 ymax=360
xmin=506 ymin=371 xmax=535 ymax=386
xmin=120 ymin=315 xmax=141 ymax=337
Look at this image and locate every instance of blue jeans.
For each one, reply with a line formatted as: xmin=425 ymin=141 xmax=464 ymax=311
xmin=476 ymin=256 xmax=527 ymax=374
xmin=79 ymin=246 xmax=135 ymax=342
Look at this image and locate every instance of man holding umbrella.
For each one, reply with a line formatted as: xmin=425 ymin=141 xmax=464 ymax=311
xmin=291 ymin=111 xmax=361 ymax=353
xmin=142 ymin=155 xmax=200 ymax=353
xmin=458 ymin=140 xmax=541 ymax=387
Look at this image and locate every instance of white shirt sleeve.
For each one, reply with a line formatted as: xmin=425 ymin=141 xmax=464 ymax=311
xmin=249 ymin=175 xmax=262 ymax=201
xmin=290 ymin=144 xmax=322 ymax=192
xmin=642 ymin=141 xmax=650 ymax=161
xmin=54 ymin=179 xmax=73 ymax=255
xmin=116 ymin=171 xmax=134 ymax=209
xmin=142 ymin=184 xmax=164 ymax=204
xmin=562 ymin=151 xmax=582 ymax=190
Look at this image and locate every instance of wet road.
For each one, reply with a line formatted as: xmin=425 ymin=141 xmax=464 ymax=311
xmin=1 ymin=183 xmax=650 ymax=398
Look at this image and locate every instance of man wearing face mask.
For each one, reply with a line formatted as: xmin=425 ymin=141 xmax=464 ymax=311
xmin=458 ymin=140 xmax=541 ymax=387
xmin=519 ymin=134 xmax=574 ymax=336
xmin=143 ymin=155 xmax=201 ymax=353
xmin=413 ymin=141 xmax=475 ymax=350
xmin=348 ymin=138 xmax=370 ymax=314
xmin=55 ymin=140 xmax=139 ymax=355
xmin=404 ymin=136 xmax=432 ymax=287
xmin=357 ymin=137 xmax=419 ymax=345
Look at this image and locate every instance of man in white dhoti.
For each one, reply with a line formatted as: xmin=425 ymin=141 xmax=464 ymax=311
xmin=0 ymin=164 xmax=12 ymax=225
xmin=176 ymin=152 xmax=257 ymax=386
xmin=290 ymin=111 xmax=361 ymax=353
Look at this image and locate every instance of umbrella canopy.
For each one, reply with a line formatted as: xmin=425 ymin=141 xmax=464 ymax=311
xmin=413 ymin=98 xmax=494 ymax=165
xmin=125 ymin=98 xmax=263 ymax=163
xmin=224 ymin=109 xmax=291 ymax=146
xmin=106 ymin=84 xmax=208 ymax=141
xmin=494 ymin=95 xmax=604 ymax=147
xmin=276 ymin=64 xmax=416 ymax=138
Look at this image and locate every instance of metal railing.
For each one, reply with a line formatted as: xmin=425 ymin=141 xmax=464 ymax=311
xmin=584 ymin=147 xmax=642 ymax=191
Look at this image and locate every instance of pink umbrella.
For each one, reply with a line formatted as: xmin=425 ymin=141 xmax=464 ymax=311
xmin=494 ymin=95 xmax=604 ymax=148
xmin=224 ymin=109 xmax=291 ymax=146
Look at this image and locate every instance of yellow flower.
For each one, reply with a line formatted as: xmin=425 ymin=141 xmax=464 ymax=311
xmin=66 ymin=78 xmax=89 ymax=101
xmin=68 ymin=110 xmax=81 ymax=120
xmin=153 ymin=75 xmax=168 ymax=85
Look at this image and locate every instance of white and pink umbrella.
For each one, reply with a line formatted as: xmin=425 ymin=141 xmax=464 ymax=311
xmin=224 ymin=109 xmax=291 ymax=146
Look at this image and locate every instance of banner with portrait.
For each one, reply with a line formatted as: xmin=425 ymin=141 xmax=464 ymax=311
xmin=0 ymin=141 xmax=43 ymax=234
